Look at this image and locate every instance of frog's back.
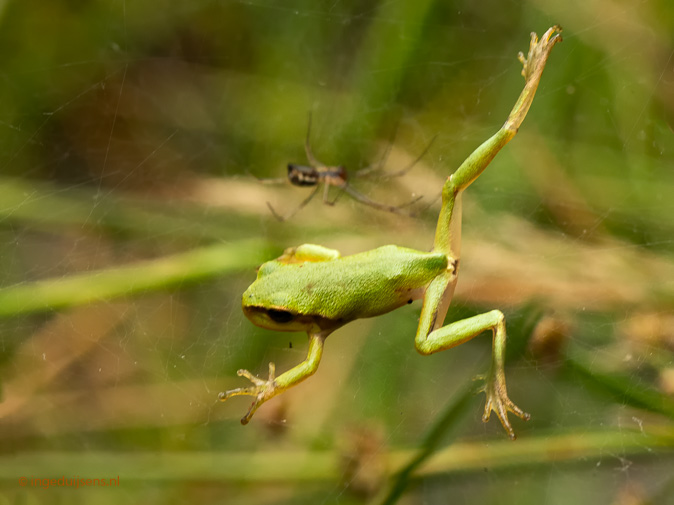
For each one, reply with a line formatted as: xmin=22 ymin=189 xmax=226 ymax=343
xmin=247 ymin=245 xmax=447 ymax=322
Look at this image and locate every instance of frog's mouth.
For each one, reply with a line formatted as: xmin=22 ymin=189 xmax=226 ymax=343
xmin=242 ymin=304 xmax=344 ymax=333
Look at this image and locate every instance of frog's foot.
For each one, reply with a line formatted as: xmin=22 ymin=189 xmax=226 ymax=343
xmin=479 ymin=372 xmax=530 ymax=440
xmin=518 ymin=26 xmax=562 ymax=84
xmin=219 ymin=362 xmax=278 ymax=424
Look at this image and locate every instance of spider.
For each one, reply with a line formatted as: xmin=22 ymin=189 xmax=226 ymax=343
xmin=260 ymin=115 xmax=435 ymax=221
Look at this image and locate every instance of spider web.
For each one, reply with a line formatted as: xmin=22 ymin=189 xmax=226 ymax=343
xmin=0 ymin=1 xmax=673 ymax=504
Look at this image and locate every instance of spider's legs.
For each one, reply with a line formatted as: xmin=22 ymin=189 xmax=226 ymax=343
xmin=267 ymin=185 xmax=321 ymax=221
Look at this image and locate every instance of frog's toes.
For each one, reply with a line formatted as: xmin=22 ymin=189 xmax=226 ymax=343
xmin=480 ymin=376 xmax=530 ymax=440
xmin=518 ymin=26 xmax=562 ymax=82
xmin=219 ymin=362 xmax=279 ymax=424
xmin=237 ymin=363 xmax=275 ymax=388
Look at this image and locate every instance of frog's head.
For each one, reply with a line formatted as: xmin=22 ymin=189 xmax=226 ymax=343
xmin=241 ymin=260 xmax=342 ymax=334
xmin=241 ymin=295 xmax=339 ymax=334
xmin=242 ymin=303 xmax=309 ymax=332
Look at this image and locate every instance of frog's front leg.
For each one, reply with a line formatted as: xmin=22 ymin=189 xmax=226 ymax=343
xmin=278 ymin=243 xmax=340 ymax=264
xmin=219 ymin=332 xmax=326 ymax=424
xmin=415 ymin=306 xmax=529 ymax=439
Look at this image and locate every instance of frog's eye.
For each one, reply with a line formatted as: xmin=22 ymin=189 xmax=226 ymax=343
xmin=266 ymin=309 xmax=295 ymax=324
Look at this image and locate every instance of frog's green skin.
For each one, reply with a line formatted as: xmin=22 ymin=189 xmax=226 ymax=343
xmin=243 ymin=245 xmax=449 ymax=333
xmin=220 ymin=27 xmax=562 ymax=439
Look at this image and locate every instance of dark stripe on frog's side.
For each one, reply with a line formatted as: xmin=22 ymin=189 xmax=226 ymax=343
xmin=243 ymin=305 xmax=346 ymax=333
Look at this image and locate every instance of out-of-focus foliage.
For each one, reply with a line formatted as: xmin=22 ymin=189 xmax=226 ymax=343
xmin=0 ymin=1 xmax=673 ymax=504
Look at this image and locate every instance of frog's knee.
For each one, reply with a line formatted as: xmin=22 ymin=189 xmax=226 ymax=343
xmin=414 ymin=337 xmax=435 ymax=356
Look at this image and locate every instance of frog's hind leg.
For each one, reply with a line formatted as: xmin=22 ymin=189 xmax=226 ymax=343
xmin=433 ymin=26 xmax=562 ymax=254
xmin=415 ymin=308 xmax=529 ymax=439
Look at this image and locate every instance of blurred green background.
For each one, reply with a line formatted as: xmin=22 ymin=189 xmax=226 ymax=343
xmin=0 ymin=0 xmax=673 ymax=504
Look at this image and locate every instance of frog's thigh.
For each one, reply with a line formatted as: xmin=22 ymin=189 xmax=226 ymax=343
xmin=415 ymin=310 xmax=505 ymax=356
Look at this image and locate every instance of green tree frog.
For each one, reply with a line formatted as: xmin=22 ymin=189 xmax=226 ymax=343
xmin=220 ymin=27 xmax=562 ymax=439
